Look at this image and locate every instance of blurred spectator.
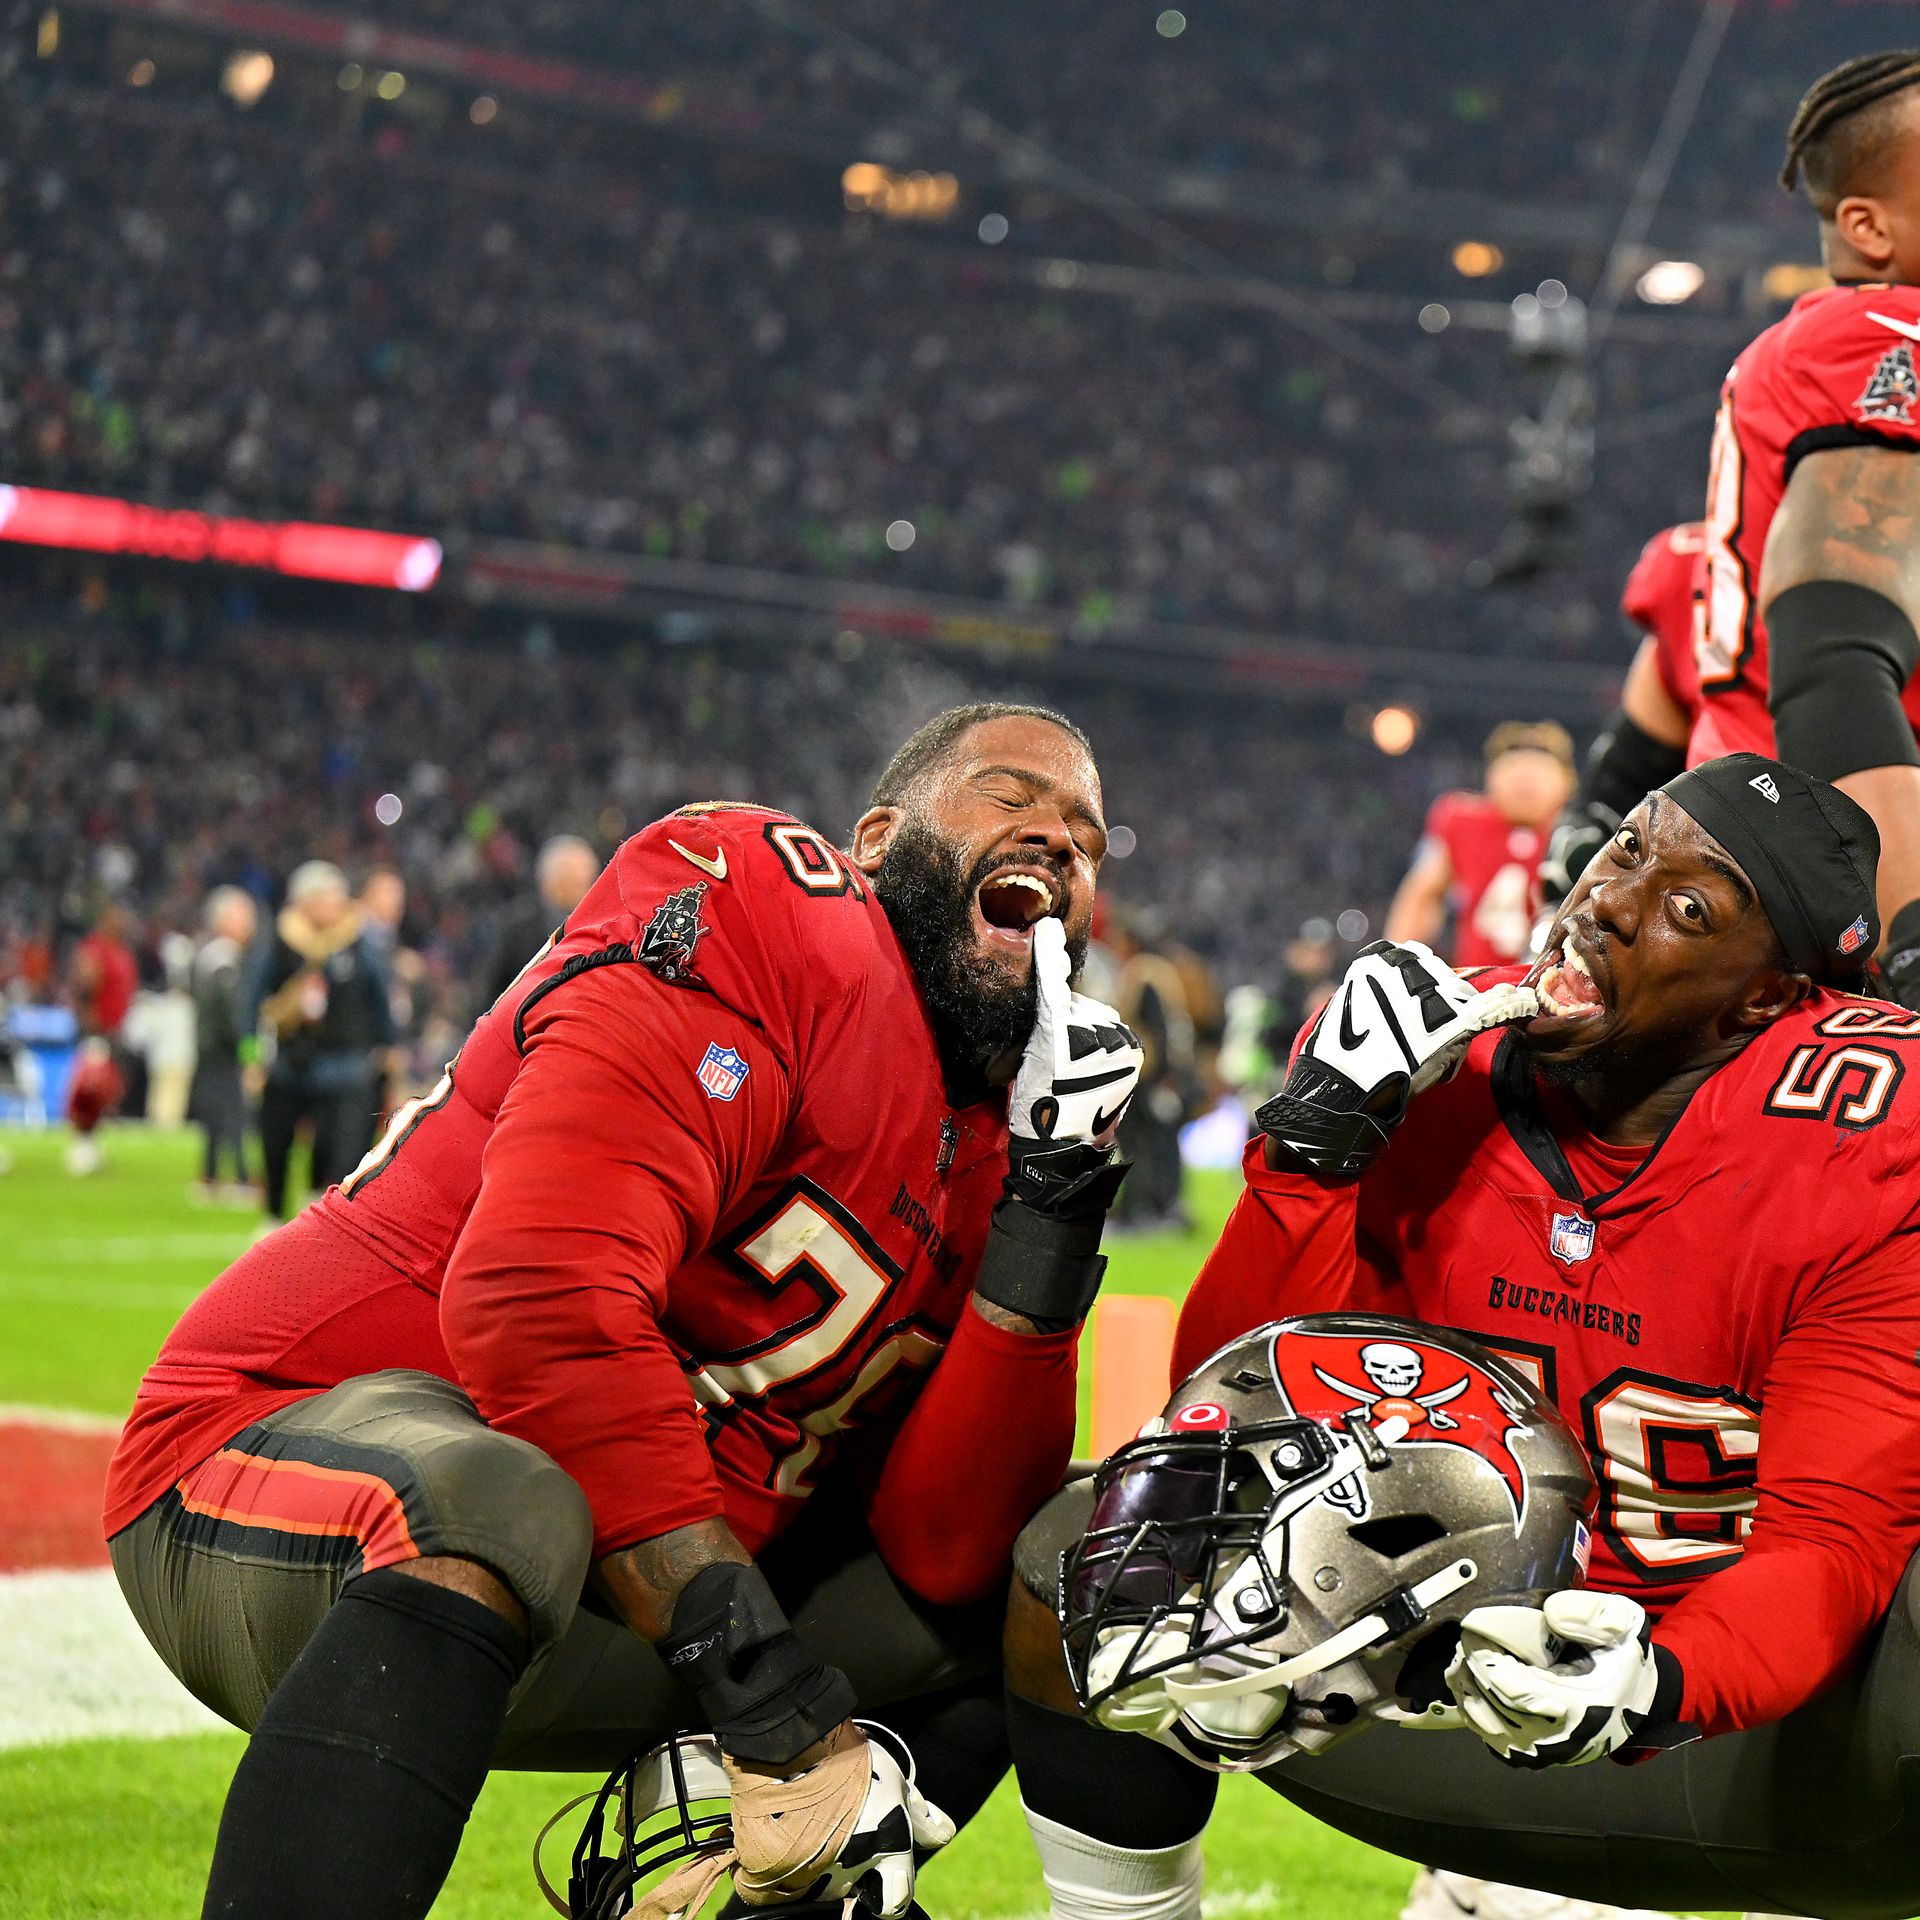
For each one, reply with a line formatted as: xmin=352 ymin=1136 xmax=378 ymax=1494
xmin=1108 ymin=912 xmax=1203 ymax=1231
xmin=124 ymin=933 xmax=198 ymax=1126
xmin=1384 ymin=721 xmax=1575 ymax=967
xmin=248 ymin=860 xmax=396 ymax=1219
xmin=70 ymin=901 xmax=138 ymax=1040
xmin=483 ymin=834 xmax=600 ymax=1006
xmin=65 ymin=1035 xmax=124 ymax=1176
xmin=189 ymin=885 xmax=258 ymax=1201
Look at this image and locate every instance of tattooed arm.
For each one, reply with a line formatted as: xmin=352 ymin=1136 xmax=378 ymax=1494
xmin=1764 ymin=444 xmax=1920 ymax=931
xmin=594 ymin=1516 xmax=752 ymax=1641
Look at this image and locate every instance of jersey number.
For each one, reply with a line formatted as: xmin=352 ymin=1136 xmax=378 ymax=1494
xmin=1581 ymin=1371 xmax=1759 ymax=1581
xmin=764 ymin=823 xmax=865 ymax=899
xmin=688 ymin=1180 xmax=938 ymax=1494
xmin=1764 ymin=1042 xmax=1904 ymax=1130
xmin=1697 ymin=382 xmax=1754 ymax=689
xmin=1470 ymin=861 xmax=1535 ymax=961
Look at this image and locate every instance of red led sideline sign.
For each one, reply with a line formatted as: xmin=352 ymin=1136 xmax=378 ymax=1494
xmin=0 ymin=484 xmax=443 ymax=592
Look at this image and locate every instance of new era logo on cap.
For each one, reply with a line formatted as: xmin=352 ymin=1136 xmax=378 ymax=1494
xmin=1750 ymin=773 xmax=1780 ymax=804
xmin=1839 ymin=914 xmax=1872 ymax=956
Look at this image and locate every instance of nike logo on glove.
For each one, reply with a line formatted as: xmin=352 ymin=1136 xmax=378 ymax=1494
xmin=1338 ymin=997 xmax=1368 ymax=1050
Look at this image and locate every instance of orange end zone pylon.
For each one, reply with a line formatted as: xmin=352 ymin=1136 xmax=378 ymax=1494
xmin=1090 ymin=1294 xmax=1177 ymax=1460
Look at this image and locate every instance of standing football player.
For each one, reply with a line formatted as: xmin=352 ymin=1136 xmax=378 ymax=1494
xmin=103 ymin=703 xmax=1144 ymax=1920
xmin=1695 ymin=52 xmax=1920 ymax=1008
xmin=1538 ymin=524 xmax=1702 ymax=914
xmin=1386 ymin=723 xmax=1576 ymax=968
xmin=1005 ymin=755 xmax=1920 ymax=1920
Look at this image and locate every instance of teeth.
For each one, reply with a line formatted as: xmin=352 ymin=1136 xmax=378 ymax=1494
xmin=1565 ymin=948 xmax=1594 ymax=984
xmin=986 ymin=873 xmax=1055 ymax=909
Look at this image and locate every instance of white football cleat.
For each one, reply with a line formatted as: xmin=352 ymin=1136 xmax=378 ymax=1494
xmin=1400 ymin=1870 xmax=1671 ymax=1920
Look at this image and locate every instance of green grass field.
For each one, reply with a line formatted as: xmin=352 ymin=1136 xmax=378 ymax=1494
xmin=0 ymin=1126 xmax=1430 ymax=1920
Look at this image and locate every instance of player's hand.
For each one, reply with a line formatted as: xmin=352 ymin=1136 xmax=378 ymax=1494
xmin=1446 ymin=1592 xmax=1665 ymax=1769
xmin=1009 ymin=916 xmax=1144 ymax=1147
xmin=1537 ymin=801 xmax=1619 ymax=915
xmin=729 ymin=1720 xmax=954 ymax=1917
xmin=1254 ymin=941 xmax=1539 ymax=1178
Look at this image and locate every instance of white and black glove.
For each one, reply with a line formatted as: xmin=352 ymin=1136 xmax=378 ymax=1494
xmin=978 ymin=917 xmax=1141 ymax=1330
xmin=1009 ymin=916 xmax=1144 ymax=1150
xmin=1446 ymin=1591 xmax=1685 ymax=1769
xmin=1254 ymin=940 xmax=1539 ymax=1178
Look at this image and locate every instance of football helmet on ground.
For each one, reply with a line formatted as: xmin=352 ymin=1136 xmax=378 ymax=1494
xmin=1059 ymin=1313 xmax=1596 ymax=1771
xmin=539 ymin=1720 xmax=949 ymax=1920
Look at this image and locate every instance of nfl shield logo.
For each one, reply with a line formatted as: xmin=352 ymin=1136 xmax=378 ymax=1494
xmin=696 ymin=1042 xmax=749 ymax=1102
xmin=1549 ymin=1211 xmax=1595 ymax=1265
xmin=1838 ymin=914 xmax=1871 ymax=957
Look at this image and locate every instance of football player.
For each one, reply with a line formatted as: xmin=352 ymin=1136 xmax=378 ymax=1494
xmin=1538 ymin=525 xmax=1701 ymax=914
xmin=1696 ymin=52 xmax=1920 ymax=1006
xmin=1386 ymin=723 xmax=1576 ymax=968
xmin=1006 ymin=754 xmax=1920 ymax=1920
xmin=102 ymin=703 xmax=1144 ymax=1920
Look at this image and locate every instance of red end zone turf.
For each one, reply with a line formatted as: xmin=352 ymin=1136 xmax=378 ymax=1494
xmin=0 ymin=1416 xmax=117 ymax=1573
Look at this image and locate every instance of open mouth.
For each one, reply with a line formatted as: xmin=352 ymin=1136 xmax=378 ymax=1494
xmin=1527 ymin=939 xmax=1605 ymax=1021
xmin=973 ymin=868 xmax=1059 ymax=949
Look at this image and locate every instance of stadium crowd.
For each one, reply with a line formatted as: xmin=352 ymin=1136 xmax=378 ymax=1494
xmin=7 ymin=37 xmax=1730 ymax=659
xmin=0 ymin=586 xmax=1453 ymax=1058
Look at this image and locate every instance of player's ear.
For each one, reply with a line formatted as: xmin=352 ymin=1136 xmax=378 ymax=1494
xmin=849 ymin=805 xmax=900 ymax=875
xmin=1833 ymin=193 xmax=1897 ymax=273
xmin=1734 ymin=965 xmax=1811 ymax=1033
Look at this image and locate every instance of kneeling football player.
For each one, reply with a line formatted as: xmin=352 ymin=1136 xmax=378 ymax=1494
xmin=103 ymin=702 xmax=1144 ymax=1920
xmin=1009 ymin=753 xmax=1920 ymax=1920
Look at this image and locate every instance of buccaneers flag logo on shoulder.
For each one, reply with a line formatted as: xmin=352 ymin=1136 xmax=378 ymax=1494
xmin=1267 ymin=1325 xmax=1530 ymax=1529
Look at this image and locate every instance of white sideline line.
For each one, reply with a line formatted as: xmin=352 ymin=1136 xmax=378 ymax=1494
xmin=0 ymin=1402 xmax=121 ymax=1434
xmin=0 ymin=1567 xmax=225 ymax=1750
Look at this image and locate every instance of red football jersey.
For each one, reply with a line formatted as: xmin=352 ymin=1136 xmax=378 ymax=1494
xmin=1693 ymin=282 xmax=1920 ymax=765
xmin=1620 ymin=521 xmax=1704 ymax=724
xmin=1177 ymin=974 xmax=1920 ymax=1739
xmin=1418 ymin=793 xmax=1545 ymax=967
xmin=106 ymin=806 xmax=1075 ymax=1596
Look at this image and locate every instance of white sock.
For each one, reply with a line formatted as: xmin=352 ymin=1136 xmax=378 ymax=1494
xmin=1022 ymin=1802 xmax=1205 ymax=1920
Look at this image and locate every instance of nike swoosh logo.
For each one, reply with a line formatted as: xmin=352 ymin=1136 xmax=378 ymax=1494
xmin=668 ymin=839 xmax=728 ymax=881
xmin=1091 ymin=1097 xmax=1133 ymax=1136
xmin=1338 ymin=995 xmax=1367 ymax=1051
xmin=1868 ymin=310 xmax=1920 ymax=344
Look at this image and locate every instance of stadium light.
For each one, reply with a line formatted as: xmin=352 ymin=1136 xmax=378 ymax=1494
xmin=0 ymin=484 xmax=443 ymax=592
xmin=1452 ymin=241 xmax=1502 ymax=277
xmin=1156 ymin=9 xmax=1187 ymax=35
xmin=470 ymin=95 xmax=498 ymax=124
xmin=1371 ymin=706 xmax=1419 ymax=755
xmin=1418 ymin=303 xmax=1450 ymax=334
xmin=221 ymin=51 xmax=274 ymax=108
xmin=127 ymin=58 xmax=155 ymax=86
xmin=1763 ymin=262 xmax=1828 ymax=301
xmin=375 ymin=69 xmax=406 ymax=100
xmin=1636 ymin=259 xmax=1704 ymax=305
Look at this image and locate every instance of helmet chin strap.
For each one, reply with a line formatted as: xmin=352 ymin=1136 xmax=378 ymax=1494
xmin=1163 ymin=1557 xmax=1479 ymax=1704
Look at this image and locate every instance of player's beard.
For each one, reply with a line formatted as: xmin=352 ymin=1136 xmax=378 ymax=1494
xmin=872 ymin=815 xmax=1089 ymax=1079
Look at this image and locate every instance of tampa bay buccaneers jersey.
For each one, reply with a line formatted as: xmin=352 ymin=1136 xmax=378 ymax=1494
xmin=1417 ymin=792 xmax=1546 ymax=967
xmin=1176 ymin=974 xmax=1920 ymax=1738
xmin=107 ymin=805 xmax=1042 ymax=1566
xmin=1693 ymin=282 xmax=1920 ymax=765
xmin=1620 ymin=520 xmax=1704 ymax=726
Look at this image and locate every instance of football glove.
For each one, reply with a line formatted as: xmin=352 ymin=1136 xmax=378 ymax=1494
xmin=1536 ymin=801 xmax=1619 ymax=916
xmin=1876 ymin=901 xmax=1920 ymax=1011
xmin=1446 ymin=1591 xmax=1672 ymax=1769
xmin=729 ymin=1721 xmax=954 ymax=1918
xmin=1009 ymin=915 xmax=1144 ymax=1148
xmin=1254 ymin=941 xmax=1539 ymax=1177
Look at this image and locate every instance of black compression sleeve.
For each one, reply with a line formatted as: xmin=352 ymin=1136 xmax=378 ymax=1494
xmin=1581 ymin=709 xmax=1687 ymax=822
xmin=1768 ymin=580 xmax=1920 ymax=779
